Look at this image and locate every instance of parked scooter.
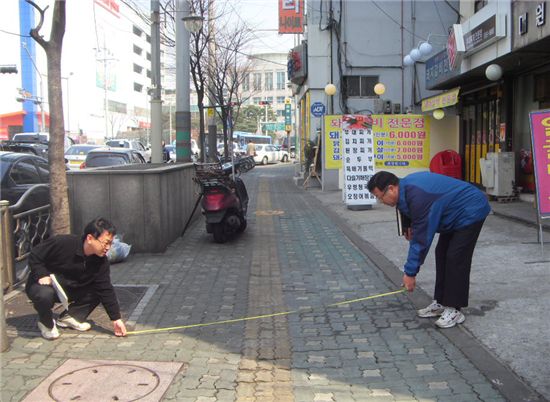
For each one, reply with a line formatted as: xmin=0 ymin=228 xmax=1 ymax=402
xmin=193 ymin=161 xmax=250 ymax=243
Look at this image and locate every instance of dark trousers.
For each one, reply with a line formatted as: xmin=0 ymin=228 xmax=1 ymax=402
xmin=26 ymin=279 xmax=100 ymax=328
xmin=434 ymin=219 xmax=485 ymax=309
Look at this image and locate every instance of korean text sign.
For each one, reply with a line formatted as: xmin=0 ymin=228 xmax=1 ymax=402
xmin=342 ymin=115 xmax=377 ymax=206
xmin=324 ymin=115 xmax=342 ymax=170
xmin=278 ymin=0 xmax=304 ymax=34
xmin=372 ymin=115 xmax=430 ymax=169
xmin=529 ymin=110 xmax=550 ymax=216
xmin=325 ymin=115 xmax=430 ymax=170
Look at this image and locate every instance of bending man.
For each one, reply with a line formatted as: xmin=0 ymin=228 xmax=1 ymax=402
xmin=26 ymin=217 xmax=127 ymax=339
xmin=367 ymin=171 xmax=490 ymax=328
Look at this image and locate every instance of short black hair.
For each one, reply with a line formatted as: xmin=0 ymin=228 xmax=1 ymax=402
xmin=367 ymin=171 xmax=399 ymax=192
xmin=82 ymin=217 xmax=116 ymax=241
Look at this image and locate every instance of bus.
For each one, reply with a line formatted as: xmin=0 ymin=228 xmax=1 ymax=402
xmin=233 ymin=131 xmax=272 ymax=148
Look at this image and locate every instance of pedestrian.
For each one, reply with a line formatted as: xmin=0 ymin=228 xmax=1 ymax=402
xmin=25 ymin=217 xmax=127 ymax=340
xmin=162 ymin=140 xmax=170 ymax=162
xmin=367 ymin=171 xmax=490 ymax=328
xmin=246 ymin=139 xmax=256 ymax=157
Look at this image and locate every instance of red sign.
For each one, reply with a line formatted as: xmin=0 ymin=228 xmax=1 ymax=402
xmin=279 ymin=0 xmax=304 ymax=34
xmin=95 ymin=0 xmax=120 ymax=18
xmin=529 ymin=110 xmax=550 ymax=216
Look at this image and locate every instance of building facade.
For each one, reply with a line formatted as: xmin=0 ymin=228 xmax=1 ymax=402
xmin=239 ymin=52 xmax=293 ymax=142
xmin=290 ymin=0 xmax=460 ymax=189
xmin=0 ymin=0 xmax=153 ymax=144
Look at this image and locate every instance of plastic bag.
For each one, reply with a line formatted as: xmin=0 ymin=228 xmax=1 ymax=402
xmin=107 ymin=235 xmax=132 ymax=264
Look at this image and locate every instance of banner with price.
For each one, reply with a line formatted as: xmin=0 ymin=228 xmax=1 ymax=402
xmin=324 ymin=115 xmax=342 ymax=169
xmin=371 ymin=115 xmax=430 ymax=168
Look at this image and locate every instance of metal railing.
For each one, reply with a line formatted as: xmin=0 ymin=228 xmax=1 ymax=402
xmin=1 ymin=184 xmax=51 ymax=291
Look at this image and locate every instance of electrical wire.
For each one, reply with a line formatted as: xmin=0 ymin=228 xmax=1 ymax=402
xmin=0 ymin=29 xmax=30 ymax=38
xmin=371 ymin=0 xmax=426 ymax=41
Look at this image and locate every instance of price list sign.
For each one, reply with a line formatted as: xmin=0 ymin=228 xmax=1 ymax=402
xmin=372 ymin=115 xmax=430 ymax=168
xmin=342 ymin=115 xmax=377 ymax=206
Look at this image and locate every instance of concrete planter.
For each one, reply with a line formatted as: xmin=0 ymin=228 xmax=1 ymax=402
xmin=67 ymin=163 xmax=197 ymax=253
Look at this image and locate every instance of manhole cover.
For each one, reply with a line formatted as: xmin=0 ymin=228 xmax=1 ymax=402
xmin=22 ymin=359 xmax=184 ymax=402
xmin=48 ymin=364 xmax=159 ymax=401
xmin=5 ymin=285 xmax=151 ymax=336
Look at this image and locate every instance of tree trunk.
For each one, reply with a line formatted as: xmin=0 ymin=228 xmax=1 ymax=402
xmin=27 ymin=0 xmax=70 ymax=235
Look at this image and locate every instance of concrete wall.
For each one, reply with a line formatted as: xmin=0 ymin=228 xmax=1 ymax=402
xmin=67 ymin=163 xmax=197 ymax=253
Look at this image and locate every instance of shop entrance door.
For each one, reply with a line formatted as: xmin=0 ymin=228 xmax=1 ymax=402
xmin=461 ymin=90 xmax=501 ymax=185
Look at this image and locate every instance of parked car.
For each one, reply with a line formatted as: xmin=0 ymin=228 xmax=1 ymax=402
xmin=273 ymin=145 xmax=290 ymax=162
xmin=0 ymin=151 xmax=50 ymax=210
xmin=253 ymin=144 xmax=280 ymax=165
xmin=64 ymin=144 xmax=102 ymax=169
xmin=105 ymin=139 xmax=151 ymax=162
xmin=12 ymin=132 xmax=75 ymax=152
xmin=289 ymin=146 xmax=296 ymax=159
xmin=0 ymin=141 xmax=49 ymax=159
xmin=81 ymin=148 xmax=147 ymax=169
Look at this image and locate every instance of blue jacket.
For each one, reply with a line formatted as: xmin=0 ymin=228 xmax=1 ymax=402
xmin=397 ymin=172 xmax=491 ymax=276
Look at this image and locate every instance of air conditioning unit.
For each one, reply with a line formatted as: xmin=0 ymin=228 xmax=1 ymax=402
xmin=479 ymin=152 xmax=515 ymax=196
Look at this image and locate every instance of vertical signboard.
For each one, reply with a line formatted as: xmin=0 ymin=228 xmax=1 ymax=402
xmin=529 ymin=110 xmax=550 ymax=216
xmin=342 ymin=115 xmax=377 ymax=206
xmin=371 ymin=115 xmax=430 ymax=169
xmin=324 ymin=115 xmax=342 ymax=169
xmin=278 ymin=0 xmax=304 ymax=34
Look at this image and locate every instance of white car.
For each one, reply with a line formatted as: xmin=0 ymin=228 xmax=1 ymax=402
xmin=273 ymin=145 xmax=290 ymax=162
xmin=253 ymin=144 xmax=280 ymax=165
xmin=105 ymin=139 xmax=151 ymax=162
xmin=65 ymin=144 xmax=102 ymax=169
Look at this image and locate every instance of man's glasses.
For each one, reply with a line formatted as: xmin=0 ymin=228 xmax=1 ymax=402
xmin=375 ymin=186 xmax=389 ymax=201
xmin=95 ymin=237 xmax=113 ymax=248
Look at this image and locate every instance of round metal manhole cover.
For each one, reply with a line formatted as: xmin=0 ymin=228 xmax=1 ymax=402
xmin=48 ymin=364 xmax=160 ymax=401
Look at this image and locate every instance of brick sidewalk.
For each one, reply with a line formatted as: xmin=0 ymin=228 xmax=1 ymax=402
xmin=2 ymin=164 xmax=538 ymax=401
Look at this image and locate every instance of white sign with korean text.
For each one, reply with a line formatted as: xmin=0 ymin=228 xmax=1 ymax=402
xmin=342 ymin=115 xmax=377 ymax=206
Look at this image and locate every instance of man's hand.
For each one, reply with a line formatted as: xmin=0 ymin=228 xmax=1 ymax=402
xmin=402 ymin=274 xmax=416 ymax=292
xmin=404 ymin=228 xmax=412 ymax=241
xmin=38 ymin=276 xmax=52 ymax=286
xmin=113 ymin=319 xmax=127 ymax=337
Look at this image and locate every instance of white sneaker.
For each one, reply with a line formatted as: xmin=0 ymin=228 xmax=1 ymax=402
xmin=435 ymin=308 xmax=465 ymax=328
xmin=37 ymin=320 xmax=60 ymax=340
xmin=57 ymin=315 xmax=92 ymax=331
xmin=417 ymin=300 xmax=445 ymax=318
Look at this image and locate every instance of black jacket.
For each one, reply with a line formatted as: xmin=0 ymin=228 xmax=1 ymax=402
xmin=28 ymin=234 xmax=121 ymax=320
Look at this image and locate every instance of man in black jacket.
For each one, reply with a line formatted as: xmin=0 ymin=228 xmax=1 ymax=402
xmin=26 ymin=217 xmax=127 ymax=340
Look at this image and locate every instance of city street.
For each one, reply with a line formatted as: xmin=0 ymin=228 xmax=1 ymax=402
xmin=2 ymin=164 xmax=548 ymax=402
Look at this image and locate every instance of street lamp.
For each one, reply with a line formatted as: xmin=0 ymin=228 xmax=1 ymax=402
xmin=176 ymin=0 xmax=204 ymax=162
xmin=324 ymin=83 xmax=336 ymax=114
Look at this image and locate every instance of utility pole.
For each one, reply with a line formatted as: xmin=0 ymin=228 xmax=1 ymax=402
xmin=150 ymin=0 xmax=163 ymax=163
xmin=95 ymin=42 xmax=115 ymax=139
xmin=207 ymin=0 xmax=217 ymax=161
xmin=176 ymin=0 xmax=192 ymax=162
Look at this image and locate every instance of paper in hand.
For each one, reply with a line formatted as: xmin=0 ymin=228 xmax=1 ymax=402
xmin=50 ymin=274 xmax=69 ymax=311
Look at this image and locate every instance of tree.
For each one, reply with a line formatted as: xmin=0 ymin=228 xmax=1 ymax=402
xmin=27 ymin=0 xmax=70 ymax=235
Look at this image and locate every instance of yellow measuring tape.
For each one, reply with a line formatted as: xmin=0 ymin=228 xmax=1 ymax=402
xmin=127 ymin=288 xmax=407 ymax=336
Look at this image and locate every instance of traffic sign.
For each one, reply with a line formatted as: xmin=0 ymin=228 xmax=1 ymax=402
xmin=310 ymin=102 xmax=326 ymax=117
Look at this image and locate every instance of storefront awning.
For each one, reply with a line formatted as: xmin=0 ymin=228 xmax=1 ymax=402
xmin=421 ymin=87 xmax=460 ymax=112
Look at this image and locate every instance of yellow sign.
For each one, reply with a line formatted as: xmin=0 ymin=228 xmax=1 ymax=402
xmin=207 ymin=108 xmax=214 ymax=117
xmin=285 ymin=124 xmax=292 ymax=132
xmin=285 ymin=97 xmax=292 ymax=104
xmin=323 ymin=115 xmax=430 ymax=169
xmin=372 ymin=115 xmax=430 ymax=169
xmin=324 ymin=115 xmax=342 ymax=169
xmin=421 ymin=87 xmax=460 ymax=112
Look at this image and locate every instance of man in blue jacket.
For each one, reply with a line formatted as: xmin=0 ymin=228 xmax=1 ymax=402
xmin=367 ymin=171 xmax=491 ymax=328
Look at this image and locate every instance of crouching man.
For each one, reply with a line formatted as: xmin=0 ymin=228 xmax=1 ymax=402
xmin=26 ymin=217 xmax=127 ymax=340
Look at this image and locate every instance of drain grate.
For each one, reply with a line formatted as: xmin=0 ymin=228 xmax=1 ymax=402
xmin=5 ymin=285 xmax=153 ymax=336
